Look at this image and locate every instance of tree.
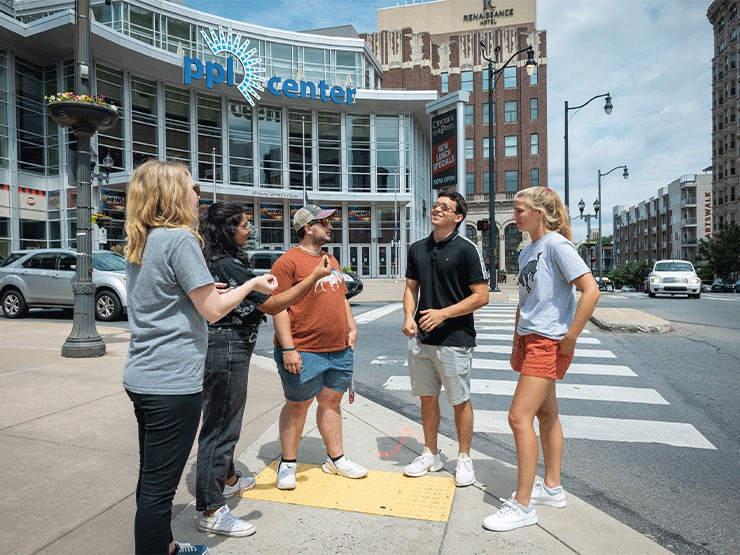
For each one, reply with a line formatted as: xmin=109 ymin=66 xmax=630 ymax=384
xmin=696 ymin=224 xmax=740 ymax=279
xmin=245 ymin=228 xmax=259 ymax=250
xmin=608 ymin=260 xmax=650 ymax=289
xmin=600 ymin=234 xmax=613 ymax=245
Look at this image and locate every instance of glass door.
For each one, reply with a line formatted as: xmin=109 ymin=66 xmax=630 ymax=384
xmin=378 ymin=245 xmax=389 ymax=277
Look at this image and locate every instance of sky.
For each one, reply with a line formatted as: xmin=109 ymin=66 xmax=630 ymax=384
xmin=184 ymin=0 xmax=714 ymax=240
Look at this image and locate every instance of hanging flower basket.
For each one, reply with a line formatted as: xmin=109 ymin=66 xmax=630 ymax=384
xmin=91 ymin=213 xmax=111 ymax=227
xmin=46 ymin=93 xmax=119 ymax=137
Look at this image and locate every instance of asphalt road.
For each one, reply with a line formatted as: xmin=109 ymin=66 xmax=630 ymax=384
xmin=5 ymin=291 xmax=739 ymax=554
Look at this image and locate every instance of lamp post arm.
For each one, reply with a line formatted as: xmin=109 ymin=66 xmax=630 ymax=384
xmin=599 ymin=165 xmax=627 ymax=178
xmin=567 ymin=92 xmax=610 ymax=112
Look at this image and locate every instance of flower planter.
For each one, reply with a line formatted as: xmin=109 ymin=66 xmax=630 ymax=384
xmin=46 ymin=101 xmax=119 ymax=137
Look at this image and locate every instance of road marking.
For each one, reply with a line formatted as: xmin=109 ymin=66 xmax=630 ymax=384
xmin=383 ymin=376 xmax=668 ymax=404
xmin=354 ymin=304 xmax=403 ymax=324
xmin=478 ymin=326 xmax=591 ymax=334
xmin=474 ymin=410 xmax=715 ymax=450
xmin=477 ymin=333 xmax=601 ymax=344
xmin=476 ymin=345 xmax=616 ymax=358
xmin=371 ymin=355 xmax=407 ymax=366
xmin=472 ymin=359 xmax=637 ymax=376
xmin=477 ymin=318 xmax=517 ymax=323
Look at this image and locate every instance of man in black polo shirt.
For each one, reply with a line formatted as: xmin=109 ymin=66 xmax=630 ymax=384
xmin=402 ymin=189 xmax=489 ymax=487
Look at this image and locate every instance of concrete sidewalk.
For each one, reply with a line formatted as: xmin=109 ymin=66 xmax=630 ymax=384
xmin=0 ymin=286 xmax=673 ymax=555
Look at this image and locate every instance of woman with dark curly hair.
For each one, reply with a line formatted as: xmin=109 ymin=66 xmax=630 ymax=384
xmin=195 ymin=202 xmax=330 ymax=540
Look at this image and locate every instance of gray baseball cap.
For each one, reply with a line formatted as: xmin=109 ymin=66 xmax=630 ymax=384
xmin=293 ymin=205 xmax=336 ymax=231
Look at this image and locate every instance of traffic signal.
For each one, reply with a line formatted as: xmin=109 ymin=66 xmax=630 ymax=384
xmin=477 ymin=219 xmax=490 ymax=231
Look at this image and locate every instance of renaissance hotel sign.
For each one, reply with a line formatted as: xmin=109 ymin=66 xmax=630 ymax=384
xmin=184 ymin=27 xmax=357 ymax=107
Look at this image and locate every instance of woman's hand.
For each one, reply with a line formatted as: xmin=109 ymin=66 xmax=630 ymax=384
xmin=348 ymin=328 xmax=358 ymax=350
xmin=251 ymin=274 xmax=278 ymax=295
xmin=559 ymin=334 xmax=577 ymax=354
xmin=311 ymin=256 xmax=332 ymax=280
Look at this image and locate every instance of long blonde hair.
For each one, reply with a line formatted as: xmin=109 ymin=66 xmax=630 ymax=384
xmin=124 ymin=160 xmax=201 ymax=264
xmin=515 ymin=187 xmax=572 ymax=242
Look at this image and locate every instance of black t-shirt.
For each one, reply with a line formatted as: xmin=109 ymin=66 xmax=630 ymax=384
xmin=209 ymin=256 xmax=271 ymax=328
xmin=406 ymin=230 xmax=488 ymax=347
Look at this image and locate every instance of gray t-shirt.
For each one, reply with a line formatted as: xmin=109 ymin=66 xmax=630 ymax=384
xmin=123 ymin=227 xmax=214 ymax=395
xmin=517 ymin=232 xmax=591 ymax=340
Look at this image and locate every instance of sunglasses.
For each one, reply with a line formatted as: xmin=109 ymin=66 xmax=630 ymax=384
xmin=310 ymin=218 xmax=332 ymax=227
xmin=432 ymin=201 xmax=455 ymax=213
xmin=192 ymin=184 xmax=201 ymax=196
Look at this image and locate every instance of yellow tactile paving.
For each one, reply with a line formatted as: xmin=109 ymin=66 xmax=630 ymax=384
xmin=239 ymin=461 xmax=456 ymax=522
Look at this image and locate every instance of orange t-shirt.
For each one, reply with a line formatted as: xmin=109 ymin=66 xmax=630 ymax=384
xmin=270 ymin=247 xmax=349 ymax=352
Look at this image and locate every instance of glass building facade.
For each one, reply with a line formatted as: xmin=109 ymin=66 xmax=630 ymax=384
xmin=0 ymin=0 xmax=436 ymax=277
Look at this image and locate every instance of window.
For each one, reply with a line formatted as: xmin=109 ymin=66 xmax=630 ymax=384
xmin=228 ymin=100 xmax=253 ymax=186
xmin=441 ymin=72 xmax=448 ymax=94
xmin=481 ymin=67 xmax=494 ymax=90
xmin=505 ymin=135 xmax=517 ymax=157
xmin=288 ymin=109 xmax=312 ymax=191
xmin=465 ymin=104 xmax=474 ymax=127
xmin=529 ymin=65 xmax=538 ymax=85
xmin=318 ymin=111 xmax=341 ymax=191
xmin=530 ymin=134 xmax=539 ymax=155
xmin=131 ymin=76 xmax=158 ymax=167
xmin=504 ymin=66 xmax=516 ymax=88
xmin=483 ymin=102 xmax=495 ymax=125
xmin=96 ymin=65 xmax=125 ymax=173
xmin=465 ymin=138 xmax=474 ymax=159
xmin=483 ymin=171 xmax=495 ymax=194
xmin=505 ymin=171 xmax=518 ymax=192
xmin=504 ymin=101 xmax=517 ymax=122
xmin=483 ymin=137 xmax=494 ymax=158
xmin=258 ymin=105 xmax=282 ymax=188
xmin=461 ymin=70 xmax=473 ymax=91
xmin=531 ymin=169 xmax=539 ymax=188
xmin=376 ymin=115 xmax=400 ymax=192
xmin=165 ymin=85 xmax=190 ymax=164
xmin=466 ymin=173 xmax=474 ymax=191
xmin=197 ymin=93 xmax=222 ymax=183
xmin=530 ymin=98 xmax=538 ymax=120
xmin=347 ymin=115 xmax=370 ymax=192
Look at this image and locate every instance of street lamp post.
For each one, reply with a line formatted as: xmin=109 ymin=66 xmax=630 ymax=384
xmin=564 ymin=93 xmax=613 ymax=211
xmin=577 ymin=197 xmax=600 ymax=270
xmin=480 ymin=41 xmax=536 ymax=292
xmin=597 ymin=165 xmax=628 ymax=287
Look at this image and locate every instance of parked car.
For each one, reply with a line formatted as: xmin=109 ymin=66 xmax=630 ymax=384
xmin=701 ymin=280 xmax=713 ymax=293
xmin=0 ymin=249 xmax=127 ymax=321
xmin=246 ymin=249 xmax=363 ymax=300
xmin=711 ymin=278 xmax=735 ymax=293
xmin=620 ymin=285 xmax=636 ymax=292
xmin=735 ymin=280 xmax=740 ymax=293
xmin=645 ymin=259 xmax=701 ymax=298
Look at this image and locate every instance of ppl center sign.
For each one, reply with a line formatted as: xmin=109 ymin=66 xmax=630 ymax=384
xmin=184 ymin=27 xmax=357 ymax=107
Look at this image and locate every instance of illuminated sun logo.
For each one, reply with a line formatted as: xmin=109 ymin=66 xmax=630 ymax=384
xmin=200 ymin=26 xmax=265 ymax=106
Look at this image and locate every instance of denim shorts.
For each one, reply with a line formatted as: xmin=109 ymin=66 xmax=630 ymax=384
xmin=274 ymin=347 xmax=353 ymax=402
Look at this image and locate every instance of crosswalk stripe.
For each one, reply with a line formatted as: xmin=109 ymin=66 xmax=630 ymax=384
xmin=478 ymin=318 xmax=517 ymax=323
xmin=472 ymin=359 xmax=637 ymax=377
xmin=474 ymin=410 xmax=715 ymax=450
xmin=383 ymin=376 xmax=668 ymax=404
xmin=354 ymin=304 xmax=402 ymax=324
xmin=476 ymin=345 xmax=616 ymax=358
xmin=478 ymin=326 xmax=590 ymax=334
xmin=477 ymin=333 xmax=601 ymax=345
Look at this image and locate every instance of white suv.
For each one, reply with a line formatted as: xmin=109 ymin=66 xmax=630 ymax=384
xmin=645 ymin=259 xmax=701 ymax=299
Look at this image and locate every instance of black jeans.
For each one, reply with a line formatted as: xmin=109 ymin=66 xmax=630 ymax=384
xmin=126 ymin=390 xmax=202 ymax=555
xmin=195 ymin=326 xmax=257 ymax=512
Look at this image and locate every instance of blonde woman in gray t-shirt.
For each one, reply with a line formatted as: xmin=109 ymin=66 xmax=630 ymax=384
xmin=123 ymin=160 xmax=276 ymax=555
xmin=483 ymin=187 xmax=600 ymax=533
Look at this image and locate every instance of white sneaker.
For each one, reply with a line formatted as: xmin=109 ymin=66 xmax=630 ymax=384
xmin=198 ymin=505 xmax=256 ymax=537
xmin=454 ymin=453 xmax=475 ymax=486
xmin=515 ymin=481 xmax=567 ymax=508
xmin=223 ymin=470 xmax=256 ymax=498
xmin=322 ymin=456 xmax=368 ymax=478
xmin=276 ymin=461 xmax=297 ymax=490
xmin=404 ymin=447 xmax=443 ymax=477
xmin=483 ymin=498 xmax=538 ymax=532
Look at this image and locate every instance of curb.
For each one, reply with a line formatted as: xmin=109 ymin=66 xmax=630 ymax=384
xmin=589 ymin=314 xmax=672 ymax=333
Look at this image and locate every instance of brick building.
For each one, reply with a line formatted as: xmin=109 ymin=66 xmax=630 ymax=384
xmin=708 ymin=0 xmax=740 ymax=234
xmin=362 ymin=0 xmax=547 ymax=272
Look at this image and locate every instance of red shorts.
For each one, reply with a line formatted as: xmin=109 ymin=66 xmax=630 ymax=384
xmin=512 ymin=333 xmax=574 ymax=380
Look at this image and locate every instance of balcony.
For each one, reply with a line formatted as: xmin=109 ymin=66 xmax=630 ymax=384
xmin=681 ymin=196 xmax=697 ymax=206
xmin=681 ymin=217 xmax=697 ymax=226
xmin=681 ymin=237 xmax=698 ymax=246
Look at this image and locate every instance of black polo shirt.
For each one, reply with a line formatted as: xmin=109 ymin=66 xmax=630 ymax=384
xmin=406 ymin=230 xmax=488 ymax=347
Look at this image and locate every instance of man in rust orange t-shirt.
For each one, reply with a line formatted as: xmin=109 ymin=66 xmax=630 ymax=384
xmin=270 ymin=205 xmax=366 ymax=490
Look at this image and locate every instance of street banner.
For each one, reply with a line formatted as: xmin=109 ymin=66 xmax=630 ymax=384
xmin=431 ymin=109 xmax=457 ymax=189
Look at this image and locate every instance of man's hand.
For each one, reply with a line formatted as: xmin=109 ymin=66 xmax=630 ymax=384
xmin=559 ymin=334 xmax=577 ymax=354
xmin=310 ymin=256 xmax=332 ymax=280
xmin=214 ymin=282 xmax=232 ymax=295
xmin=417 ymin=308 xmax=447 ymax=332
xmin=283 ymin=349 xmax=302 ymax=374
xmin=401 ymin=317 xmax=417 ymax=337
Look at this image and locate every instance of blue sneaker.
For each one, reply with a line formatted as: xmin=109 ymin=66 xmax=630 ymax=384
xmin=174 ymin=542 xmax=209 ymax=554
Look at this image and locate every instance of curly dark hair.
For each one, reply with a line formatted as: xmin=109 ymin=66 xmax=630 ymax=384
xmin=199 ymin=202 xmax=251 ymax=268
